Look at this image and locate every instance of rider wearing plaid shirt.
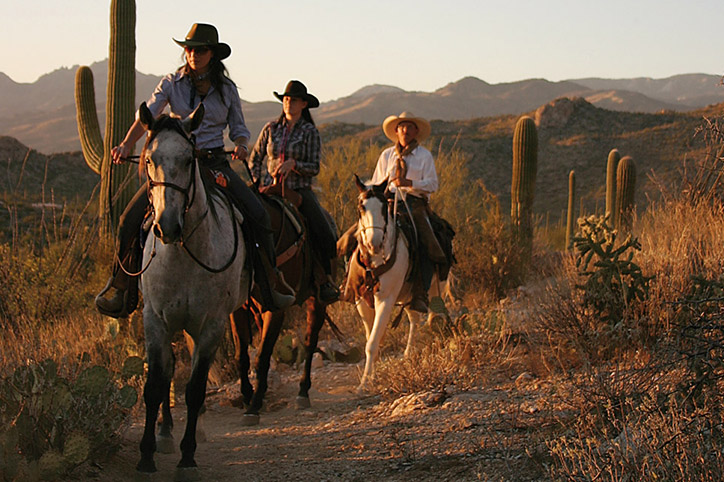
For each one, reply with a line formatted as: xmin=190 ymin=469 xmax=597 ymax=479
xmin=248 ymin=80 xmax=339 ymax=303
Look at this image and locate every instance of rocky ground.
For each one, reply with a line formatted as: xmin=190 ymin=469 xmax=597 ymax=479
xmin=69 ymin=350 xmax=568 ymax=482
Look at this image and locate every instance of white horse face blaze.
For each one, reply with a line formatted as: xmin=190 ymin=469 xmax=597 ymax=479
xmin=146 ymin=131 xmax=194 ymax=244
xmin=358 ymin=196 xmax=387 ymax=256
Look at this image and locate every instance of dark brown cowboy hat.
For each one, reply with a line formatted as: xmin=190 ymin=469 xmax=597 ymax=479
xmin=173 ymin=23 xmax=231 ymax=60
xmin=273 ymin=80 xmax=320 ymax=108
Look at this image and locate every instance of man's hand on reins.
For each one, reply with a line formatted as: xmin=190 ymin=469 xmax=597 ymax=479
xmin=391 ymin=175 xmax=412 ymax=188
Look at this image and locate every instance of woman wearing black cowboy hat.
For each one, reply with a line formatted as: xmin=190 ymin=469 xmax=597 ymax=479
xmin=95 ymin=23 xmax=295 ymax=318
xmin=248 ymin=80 xmax=340 ymax=303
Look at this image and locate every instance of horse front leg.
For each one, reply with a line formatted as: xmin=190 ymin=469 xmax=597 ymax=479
xmin=403 ymin=308 xmax=420 ymax=358
xmin=137 ymin=330 xmax=173 ymax=473
xmin=243 ymin=311 xmax=284 ymax=425
xmin=230 ymin=307 xmax=254 ymax=407
xmin=156 ymin=350 xmax=176 ymax=454
xmin=358 ymin=298 xmax=395 ymax=394
xmin=297 ymin=298 xmax=325 ymax=408
xmin=177 ymin=337 xmax=218 ymax=474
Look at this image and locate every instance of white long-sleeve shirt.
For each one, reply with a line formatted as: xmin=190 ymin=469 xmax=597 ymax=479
xmin=368 ymin=145 xmax=438 ymax=199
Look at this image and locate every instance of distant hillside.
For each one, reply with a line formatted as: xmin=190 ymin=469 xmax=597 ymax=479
xmin=321 ymin=98 xmax=721 ymax=224
xmin=5 ymin=95 xmax=715 ymax=228
xmin=1 ymin=62 xmax=722 ymax=156
xmin=572 ymin=74 xmax=724 ymax=108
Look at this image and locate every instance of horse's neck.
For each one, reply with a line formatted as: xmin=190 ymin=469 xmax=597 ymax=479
xmin=183 ymin=166 xmax=213 ymax=240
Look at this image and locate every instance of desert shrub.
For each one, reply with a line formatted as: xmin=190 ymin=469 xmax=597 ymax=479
xmin=372 ymin=312 xmax=511 ymax=396
xmin=0 ymin=355 xmax=142 ymax=481
xmin=543 ymin=198 xmax=724 ymax=481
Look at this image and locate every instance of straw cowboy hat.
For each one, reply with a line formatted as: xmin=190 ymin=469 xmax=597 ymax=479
xmin=274 ymin=80 xmax=320 ymax=108
xmin=173 ymin=23 xmax=231 ymax=60
xmin=382 ymin=112 xmax=431 ymax=142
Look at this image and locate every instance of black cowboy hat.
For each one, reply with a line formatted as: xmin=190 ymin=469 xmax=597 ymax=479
xmin=173 ymin=23 xmax=231 ymax=60
xmin=273 ymin=80 xmax=320 ymax=108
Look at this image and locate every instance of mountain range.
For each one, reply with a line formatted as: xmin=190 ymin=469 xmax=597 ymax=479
xmin=1 ymin=60 xmax=722 ymax=154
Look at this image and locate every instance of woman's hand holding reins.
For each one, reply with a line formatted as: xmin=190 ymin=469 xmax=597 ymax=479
xmin=231 ymin=144 xmax=248 ymax=161
xmin=111 ymin=142 xmax=131 ymax=164
xmin=273 ymin=158 xmax=296 ymax=178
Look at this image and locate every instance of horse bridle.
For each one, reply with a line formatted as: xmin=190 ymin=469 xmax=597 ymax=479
xmin=143 ymin=123 xmax=198 ymax=216
xmin=120 ymin=120 xmax=240 ymax=275
xmin=357 ymin=189 xmax=393 ymax=265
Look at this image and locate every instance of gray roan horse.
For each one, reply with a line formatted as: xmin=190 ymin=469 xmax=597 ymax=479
xmin=135 ymin=102 xmax=250 ymax=478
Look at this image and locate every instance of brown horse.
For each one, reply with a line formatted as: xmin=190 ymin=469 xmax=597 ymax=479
xmin=229 ymin=191 xmax=338 ymax=425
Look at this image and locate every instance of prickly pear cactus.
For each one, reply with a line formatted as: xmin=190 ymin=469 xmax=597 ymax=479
xmin=511 ymin=116 xmax=538 ymax=258
xmin=74 ymin=0 xmax=137 ymax=234
xmin=0 ymin=357 xmax=140 ymax=478
xmin=615 ymin=155 xmax=636 ymax=232
xmin=566 ymin=170 xmax=576 ymax=250
xmin=605 ymin=149 xmax=620 ymax=220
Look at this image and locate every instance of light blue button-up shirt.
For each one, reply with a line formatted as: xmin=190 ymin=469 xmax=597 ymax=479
xmin=145 ymin=70 xmax=250 ymax=149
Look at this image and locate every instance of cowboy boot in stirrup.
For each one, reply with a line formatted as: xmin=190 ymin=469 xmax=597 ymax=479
xmin=254 ymin=250 xmax=296 ymax=312
xmin=319 ymin=278 xmax=340 ymax=303
xmin=95 ymin=276 xmax=129 ymax=319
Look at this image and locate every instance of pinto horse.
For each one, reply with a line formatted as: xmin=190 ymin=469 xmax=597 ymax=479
xmin=229 ymin=190 xmax=338 ymax=425
xmin=135 ymin=102 xmax=250 ymax=478
xmin=351 ymin=176 xmax=447 ymax=393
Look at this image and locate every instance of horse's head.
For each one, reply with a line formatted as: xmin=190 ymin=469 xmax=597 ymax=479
xmin=355 ymin=174 xmax=390 ymax=256
xmin=139 ymin=102 xmax=204 ymax=244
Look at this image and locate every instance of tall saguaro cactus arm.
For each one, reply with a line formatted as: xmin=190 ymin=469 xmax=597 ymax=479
xmin=566 ymin=170 xmax=576 ymax=250
xmin=605 ymin=148 xmax=620 ymax=222
xmin=615 ymin=155 xmax=637 ymax=232
xmin=73 ymin=0 xmax=137 ymax=234
xmin=511 ymin=116 xmax=538 ymax=242
xmin=75 ymin=67 xmax=104 ymax=174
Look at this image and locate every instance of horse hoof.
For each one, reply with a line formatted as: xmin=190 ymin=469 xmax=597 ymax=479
xmin=135 ymin=459 xmax=157 ymax=475
xmin=156 ymin=434 xmax=175 ymax=454
xmin=241 ymin=413 xmax=260 ymax=426
xmin=295 ymin=396 xmax=311 ymax=409
xmin=174 ymin=466 xmax=201 ymax=482
xmin=133 ymin=471 xmax=155 ymax=481
xmin=355 ymin=384 xmax=371 ymax=397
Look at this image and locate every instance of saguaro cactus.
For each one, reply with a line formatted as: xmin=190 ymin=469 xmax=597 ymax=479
xmin=75 ymin=0 xmax=136 ymax=234
xmin=615 ymin=155 xmax=636 ymax=232
xmin=566 ymin=170 xmax=575 ymax=250
xmin=605 ymin=148 xmax=620 ymax=223
xmin=511 ymin=116 xmax=538 ymax=254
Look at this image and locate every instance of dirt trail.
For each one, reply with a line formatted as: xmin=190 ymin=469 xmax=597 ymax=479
xmin=74 ymin=360 xmax=553 ymax=481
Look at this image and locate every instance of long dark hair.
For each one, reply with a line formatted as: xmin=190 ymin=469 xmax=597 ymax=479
xmin=180 ymin=52 xmax=231 ymax=103
xmin=276 ymin=106 xmax=315 ymax=126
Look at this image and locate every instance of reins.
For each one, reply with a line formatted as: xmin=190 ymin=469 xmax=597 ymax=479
xmin=114 ymin=119 xmax=242 ymax=275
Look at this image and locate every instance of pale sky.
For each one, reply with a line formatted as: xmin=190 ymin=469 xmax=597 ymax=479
xmin=3 ymin=0 xmax=724 ymax=103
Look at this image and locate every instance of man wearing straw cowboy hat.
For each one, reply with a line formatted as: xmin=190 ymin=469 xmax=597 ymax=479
xmin=339 ymin=112 xmax=450 ymax=312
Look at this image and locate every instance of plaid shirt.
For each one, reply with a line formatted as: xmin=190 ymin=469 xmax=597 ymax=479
xmin=248 ymin=117 xmax=321 ymax=190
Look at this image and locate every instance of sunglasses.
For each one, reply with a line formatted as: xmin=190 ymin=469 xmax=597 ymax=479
xmin=185 ymin=46 xmax=211 ymax=55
